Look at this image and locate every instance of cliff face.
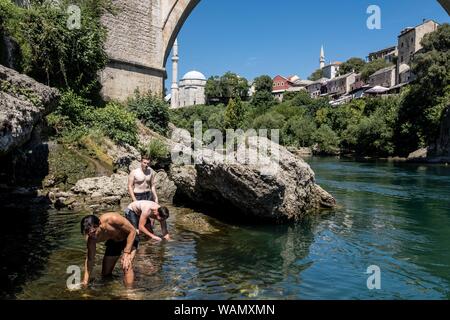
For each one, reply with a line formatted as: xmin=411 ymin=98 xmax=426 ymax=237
xmin=0 ymin=64 xmax=59 ymax=156
xmin=430 ymin=106 xmax=450 ymax=159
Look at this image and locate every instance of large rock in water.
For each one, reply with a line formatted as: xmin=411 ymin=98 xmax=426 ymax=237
xmin=169 ymin=136 xmax=336 ymax=221
xmin=0 ymin=65 xmax=59 ymax=156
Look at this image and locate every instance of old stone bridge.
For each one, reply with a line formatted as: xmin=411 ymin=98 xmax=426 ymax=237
xmin=100 ymin=0 xmax=450 ymax=101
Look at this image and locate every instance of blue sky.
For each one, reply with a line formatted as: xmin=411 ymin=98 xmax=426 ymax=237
xmin=165 ymin=0 xmax=449 ymax=87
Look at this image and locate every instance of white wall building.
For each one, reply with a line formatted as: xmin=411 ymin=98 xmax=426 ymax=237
xmin=170 ymin=39 xmax=206 ymax=109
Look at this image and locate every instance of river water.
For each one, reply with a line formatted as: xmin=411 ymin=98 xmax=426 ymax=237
xmin=1 ymin=157 xmax=449 ymax=300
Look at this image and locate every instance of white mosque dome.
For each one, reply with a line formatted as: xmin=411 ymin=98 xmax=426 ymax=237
xmin=182 ymin=70 xmax=206 ymax=81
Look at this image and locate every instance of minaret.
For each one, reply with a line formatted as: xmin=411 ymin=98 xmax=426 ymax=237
xmin=171 ymin=39 xmax=179 ymax=109
xmin=320 ymin=45 xmax=325 ymax=69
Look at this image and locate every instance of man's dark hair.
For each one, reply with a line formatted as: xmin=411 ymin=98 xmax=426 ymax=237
xmin=141 ymin=154 xmax=150 ymax=161
xmin=158 ymin=206 xmax=170 ymax=220
xmin=81 ymin=215 xmax=100 ymax=235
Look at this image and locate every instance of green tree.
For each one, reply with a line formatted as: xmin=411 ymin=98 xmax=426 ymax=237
xmin=338 ymin=57 xmax=366 ymax=75
xmin=224 ymin=97 xmax=245 ymax=129
xmin=92 ymin=102 xmax=138 ymax=146
xmin=396 ymin=23 xmax=450 ymax=154
xmin=281 ymin=115 xmax=316 ymax=147
xmin=0 ymin=0 xmax=110 ymax=97
xmin=205 ymin=72 xmax=249 ymax=104
xmin=308 ymin=68 xmax=324 ymax=81
xmin=127 ymin=91 xmax=170 ymax=135
xmin=205 ymin=76 xmax=221 ymax=104
xmin=313 ymin=125 xmax=340 ymax=155
xmin=252 ymin=112 xmax=285 ymax=131
xmin=284 ymin=90 xmax=313 ymax=107
xmin=253 ymin=75 xmax=273 ymax=92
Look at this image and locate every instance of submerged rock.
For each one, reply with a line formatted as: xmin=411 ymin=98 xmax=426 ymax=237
xmin=174 ymin=208 xmax=220 ymax=235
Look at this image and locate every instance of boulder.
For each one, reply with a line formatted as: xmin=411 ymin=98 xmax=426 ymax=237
xmin=0 ymin=65 xmax=59 ymax=156
xmin=169 ymin=136 xmax=336 ymax=221
xmin=71 ymin=173 xmax=129 ymax=198
xmin=408 ymin=147 xmax=428 ymax=160
xmin=71 ymin=170 xmax=177 ymax=205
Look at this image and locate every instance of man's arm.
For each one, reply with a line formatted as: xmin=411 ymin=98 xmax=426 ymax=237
xmin=128 ymin=171 xmax=137 ymax=202
xmin=151 ymin=173 xmax=158 ymax=204
xmin=82 ymin=237 xmax=96 ymax=285
xmin=160 ymin=219 xmax=170 ymax=240
xmin=138 ymin=209 xmax=162 ymax=241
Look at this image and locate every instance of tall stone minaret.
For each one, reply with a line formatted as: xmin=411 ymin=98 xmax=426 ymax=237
xmin=171 ymin=39 xmax=179 ymax=109
xmin=320 ymin=45 xmax=325 ymax=69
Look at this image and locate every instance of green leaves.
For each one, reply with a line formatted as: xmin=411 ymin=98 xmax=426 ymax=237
xmin=0 ymin=0 xmax=108 ymax=95
xmin=127 ymin=91 xmax=170 ymax=135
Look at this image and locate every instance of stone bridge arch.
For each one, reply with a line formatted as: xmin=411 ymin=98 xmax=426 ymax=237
xmin=99 ymin=0 xmax=200 ymax=101
xmin=99 ymin=0 xmax=449 ymax=101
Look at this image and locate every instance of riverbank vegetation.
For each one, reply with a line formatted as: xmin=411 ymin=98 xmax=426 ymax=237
xmin=171 ymin=24 xmax=449 ymax=158
xmin=0 ymin=0 xmax=171 ymax=164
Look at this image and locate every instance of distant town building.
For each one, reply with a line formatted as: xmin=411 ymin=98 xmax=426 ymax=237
xmin=350 ymin=73 xmax=365 ymax=92
xmin=325 ymin=72 xmax=356 ymax=98
xmin=367 ymin=46 xmax=398 ymax=64
xmin=368 ymin=66 xmax=396 ymax=88
xmin=396 ymin=19 xmax=439 ymax=84
xmin=272 ymin=75 xmax=310 ymax=101
xmin=307 ymin=78 xmax=328 ymax=98
xmin=169 ymin=39 xmax=206 ymax=109
xmin=322 ymin=62 xmax=341 ymax=80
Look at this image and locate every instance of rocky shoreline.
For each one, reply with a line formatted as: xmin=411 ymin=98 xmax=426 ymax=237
xmin=2 ymin=64 xmax=338 ymax=222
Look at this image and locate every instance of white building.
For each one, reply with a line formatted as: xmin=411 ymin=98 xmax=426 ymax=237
xmin=319 ymin=46 xmax=341 ymax=80
xmin=170 ymin=39 xmax=207 ymax=109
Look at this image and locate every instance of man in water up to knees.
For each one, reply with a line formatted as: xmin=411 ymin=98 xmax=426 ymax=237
xmin=80 ymin=213 xmax=138 ymax=287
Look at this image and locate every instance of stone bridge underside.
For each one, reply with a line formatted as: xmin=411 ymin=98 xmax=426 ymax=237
xmin=99 ymin=0 xmax=448 ymax=101
xmin=100 ymin=0 xmax=200 ymax=101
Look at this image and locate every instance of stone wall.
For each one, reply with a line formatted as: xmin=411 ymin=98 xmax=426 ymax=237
xmin=100 ymin=0 xmax=165 ymax=101
xmin=99 ymin=0 xmax=200 ymax=101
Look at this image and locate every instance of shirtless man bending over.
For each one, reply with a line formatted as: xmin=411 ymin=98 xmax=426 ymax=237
xmin=125 ymin=200 xmax=170 ymax=242
xmin=80 ymin=213 xmax=138 ymax=287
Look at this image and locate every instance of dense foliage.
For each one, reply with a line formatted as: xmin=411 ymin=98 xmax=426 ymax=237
xmin=127 ymin=91 xmax=170 ymax=135
xmin=205 ymin=72 xmax=249 ymax=104
xmin=0 ymin=0 xmax=110 ymax=97
xmin=170 ymin=90 xmax=405 ymax=157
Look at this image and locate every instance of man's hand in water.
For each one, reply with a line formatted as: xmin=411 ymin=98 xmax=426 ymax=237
xmin=121 ymin=253 xmax=132 ymax=271
xmin=151 ymin=235 xmax=162 ymax=241
xmin=163 ymin=234 xmax=171 ymax=241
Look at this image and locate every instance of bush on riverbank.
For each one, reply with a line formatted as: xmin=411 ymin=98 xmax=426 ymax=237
xmin=0 ymin=0 xmax=110 ymax=98
xmin=46 ymin=90 xmax=138 ymax=147
xmin=127 ymin=91 xmax=170 ymax=135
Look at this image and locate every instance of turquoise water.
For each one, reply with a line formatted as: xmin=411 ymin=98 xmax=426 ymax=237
xmin=1 ymin=158 xmax=450 ymax=299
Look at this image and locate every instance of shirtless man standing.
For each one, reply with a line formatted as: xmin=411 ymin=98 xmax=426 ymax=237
xmin=125 ymin=200 xmax=170 ymax=242
xmin=128 ymin=155 xmax=158 ymax=203
xmin=80 ymin=213 xmax=138 ymax=287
